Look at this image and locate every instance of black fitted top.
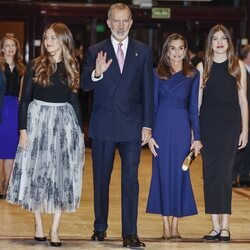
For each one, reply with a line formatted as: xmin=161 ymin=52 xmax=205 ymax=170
xmin=5 ymin=63 xmax=21 ymax=96
xmin=19 ymin=61 xmax=82 ymax=130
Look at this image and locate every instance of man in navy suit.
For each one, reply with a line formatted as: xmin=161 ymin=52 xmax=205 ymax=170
xmin=81 ymin=3 xmax=153 ymax=248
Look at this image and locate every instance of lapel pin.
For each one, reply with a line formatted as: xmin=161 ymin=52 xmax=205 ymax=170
xmin=135 ymin=53 xmax=138 ymax=56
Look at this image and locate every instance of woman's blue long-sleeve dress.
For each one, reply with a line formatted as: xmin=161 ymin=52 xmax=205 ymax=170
xmin=146 ymin=70 xmax=200 ymax=217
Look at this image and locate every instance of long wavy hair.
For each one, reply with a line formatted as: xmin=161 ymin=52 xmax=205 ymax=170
xmin=33 ymin=23 xmax=79 ymax=92
xmin=156 ymin=33 xmax=196 ymax=79
xmin=0 ymin=33 xmax=25 ymax=76
xmin=203 ymin=24 xmax=240 ymax=88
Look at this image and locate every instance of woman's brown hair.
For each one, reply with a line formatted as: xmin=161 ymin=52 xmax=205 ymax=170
xmin=156 ymin=33 xmax=196 ymax=79
xmin=33 ymin=23 xmax=80 ymax=92
xmin=0 ymin=33 xmax=25 ymax=76
xmin=203 ymin=24 xmax=240 ymax=88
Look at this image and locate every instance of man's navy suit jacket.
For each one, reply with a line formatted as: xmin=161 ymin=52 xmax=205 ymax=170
xmin=81 ymin=38 xmax=154 ymax=142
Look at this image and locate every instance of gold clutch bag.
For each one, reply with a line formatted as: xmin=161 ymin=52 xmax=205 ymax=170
xmin=182 ymin=149 xmax=196 ymax=171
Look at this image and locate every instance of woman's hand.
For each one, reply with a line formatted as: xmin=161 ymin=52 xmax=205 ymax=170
xmin=19 ymin=130 xmax=29 ymax=150
xmin=148 ymin=138 xmax=159 ymax=157
xmin=141 ymin=128 xmax=152 ymax=146
xmin=238 ymin=131 xmax=248 ymax=149
xmin=190 ymin=140 xmax=202 ymax=157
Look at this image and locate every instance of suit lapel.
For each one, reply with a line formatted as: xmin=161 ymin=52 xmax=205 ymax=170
xmin=105 ymin=38 xmax=139 ymax=97
xmin=102 ymin=39 xmax=121 ymax=96
xmin=106 ymin=39 xmax=121 ymax=76
xmin=122 ymin=38 xmax=136 ymax=76
xmin=112 ymin=39 xmax=139 ymax=96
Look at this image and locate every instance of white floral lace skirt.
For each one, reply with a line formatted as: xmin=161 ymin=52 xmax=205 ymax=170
xmin=6 ymin=100 xmax=85 ymax=213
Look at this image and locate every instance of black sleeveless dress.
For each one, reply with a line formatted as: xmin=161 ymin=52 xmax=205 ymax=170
xmin=200 ymin=60 xmax=241 ymax=214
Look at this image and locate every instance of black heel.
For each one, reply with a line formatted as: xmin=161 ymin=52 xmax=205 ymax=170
xmin=49 ymin=232 xmax=62 ymax=247
xmin=34 ymin=236 xmax=46 ymax=242
xmin=50 ymin=241 xmax=62 ymax=247
xmin=34 ymin=225 xmax=46 ymax=242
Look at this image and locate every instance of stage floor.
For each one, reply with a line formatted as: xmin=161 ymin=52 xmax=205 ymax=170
xmin=0 ymin=148 xmax=249 ymax=249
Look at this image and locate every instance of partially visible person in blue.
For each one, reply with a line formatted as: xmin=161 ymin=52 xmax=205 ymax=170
xmin=0 ymin=34 xmax=25 ymax=199
xmin=146 ymin=33 xmax=202 ymax=241
xmin=6 ymin=23 xmax=85 ymax=247
xmin=0 ymin=70 xmax=6 ymax=123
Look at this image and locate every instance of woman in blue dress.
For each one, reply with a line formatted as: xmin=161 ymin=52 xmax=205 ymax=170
xmin=0 ymin=34 xmax=25 ymax=198
xmin=146 ymin=33 xmax=202 ymax=240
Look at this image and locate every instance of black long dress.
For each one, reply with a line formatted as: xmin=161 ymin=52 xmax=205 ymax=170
xmin=200 ymin=60 xmax=241 ymax=214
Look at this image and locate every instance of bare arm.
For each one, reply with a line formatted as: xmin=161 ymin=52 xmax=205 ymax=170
xmin=238 ymin=60 xmax=248 ymax=149
xmin=141 ymin=127 xmax=152 ymax=146
xmin=196 ymin=62 xmax=204 ymax=113
xmin=19 ymin=129 xmax=29 ymax=150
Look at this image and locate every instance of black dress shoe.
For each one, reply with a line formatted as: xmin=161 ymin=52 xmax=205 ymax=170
xmin=203 ymin=230 xmax=220 ymax=241
xmin=232 ymin=180 xmax=239 ymax=188
xmin=219 ymin=229 xmax=230 ymax=242
xmin=239 ymin=180 xmax=250 ymax=187
xmin=91 ymin=230 xmax=106 ymax=241
xmin=34 ymin=236 xmax=47 ymax=242
xmin=123 ymin=234 xmax=145 ymax=248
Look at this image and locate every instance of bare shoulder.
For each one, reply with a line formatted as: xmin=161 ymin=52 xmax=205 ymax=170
xmin=196 ymin=62 xmax=203 ymax=73
xmin=238 ymin=59 xmax=245 ymax=69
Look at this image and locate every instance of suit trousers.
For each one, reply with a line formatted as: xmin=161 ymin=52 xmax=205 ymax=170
xmin=91 ymin=138 xmax=141 ymax=236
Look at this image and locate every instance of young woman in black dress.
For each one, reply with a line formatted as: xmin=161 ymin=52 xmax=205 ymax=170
xmin=197 ymin=24 xmax=248 ymax=242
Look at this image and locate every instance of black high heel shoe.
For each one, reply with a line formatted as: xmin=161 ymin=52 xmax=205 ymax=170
xmin=0 ymin=194 xmax=6 ymax=199
xmin=49 ymin=232 xmax=62 ymax=247
xmin=34 ymin=236 xmax=47 ymax=242
xmin=219 ymin=229 xmax=230 ymax=242
xmin=50 ymin=241 xmax=62 ymax=247
xmin=34 ymin=226 xmax=46 ymax=242
xmin=203 ymin=229 xmax=220 ymax=241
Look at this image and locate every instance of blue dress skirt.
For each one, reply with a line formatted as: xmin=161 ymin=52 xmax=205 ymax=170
xmin=0 ymin=95 xmax=19 ymax=159
xmin=146 ymin=71 xmax=199 ymax=218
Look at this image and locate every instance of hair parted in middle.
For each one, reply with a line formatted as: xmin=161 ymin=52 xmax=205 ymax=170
xmin=156 ymin=33 xmax=196 ymax=79
xmin=33 ymin=22 xmax=80 ymax=92
xmin=203 ymin=24 xmax=241 ymax=88
xmin=0 ymin=33 xmax=26 ymax=76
